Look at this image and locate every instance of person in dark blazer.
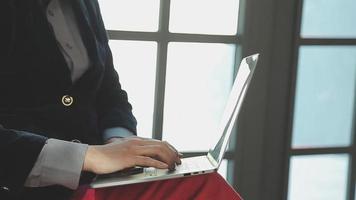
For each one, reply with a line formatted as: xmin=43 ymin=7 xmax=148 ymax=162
xmin=0 ymin=0 xmax=242 ymax=200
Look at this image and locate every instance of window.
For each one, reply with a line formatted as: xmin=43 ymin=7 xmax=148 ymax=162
xmin=222 ymin=0 xmax=356 ymax=199
xmin=98 ymin=0 xmax=241 ymax=181
xmin=287 ymin=0 xmax=356 ymax=199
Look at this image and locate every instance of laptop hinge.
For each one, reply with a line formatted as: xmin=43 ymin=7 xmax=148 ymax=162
xmin=207 ymin=152 xmax=219 ymax=167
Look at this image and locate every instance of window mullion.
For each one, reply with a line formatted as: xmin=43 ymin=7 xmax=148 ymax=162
xmin=282 ymin=0 xmax=304 ymax=198
xmin=152 ymin=0 xmax=171 ymax=140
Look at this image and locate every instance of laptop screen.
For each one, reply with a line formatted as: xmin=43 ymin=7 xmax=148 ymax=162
xmin=208 ymin=54 xmax=259 ymax=166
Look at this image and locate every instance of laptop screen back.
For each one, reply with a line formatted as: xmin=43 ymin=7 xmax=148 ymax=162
xmin=208 ymin=54 xmax=259 ymax=166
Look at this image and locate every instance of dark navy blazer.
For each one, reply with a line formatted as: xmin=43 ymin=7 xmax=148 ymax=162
xmin=0 ymin=0 xmax=137 ymax=199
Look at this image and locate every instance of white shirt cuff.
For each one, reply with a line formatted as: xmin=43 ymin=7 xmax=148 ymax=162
xmin=24 ymin=139 xmax=88 ymax=190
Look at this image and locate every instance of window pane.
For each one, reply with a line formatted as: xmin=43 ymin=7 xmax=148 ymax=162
xmin=288 ymin=154 xmax=349 ymax=200
xmin=292 ymin=46 xmax=356 ymax=148
xmin=169 ymin=0 xmax=239 ymax=35
xmin=301 ymin=0 xmax=356 ymax=38
xmin=109 ymin=40 xmax=157 ymax=138
xmin=98 ymin=0 xmax=160 ymax=32
xmin=163 ymin=42 xmax=235 ymax=151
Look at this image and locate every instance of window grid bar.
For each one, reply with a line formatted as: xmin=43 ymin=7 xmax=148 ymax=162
xmin=108 ymin=31 xmax=159 ymax=41
xmin=152 ymin=42 xmax=168 ymax=140
xmin=290 ymin=147 xmax=351 ymax=156
xmin=168 ymin=33 xmax=238 ymax=43
xmin=151 ymin=0 xmax=171 ymax=140
xmin=298 ymin=38 xmax=356 ymax=45
xmin=108 ymin=30 xmax=240 ymax=44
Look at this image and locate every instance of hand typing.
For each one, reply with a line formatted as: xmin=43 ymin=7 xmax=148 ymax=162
xmin=83 ymin=136 xmax=182 ymax=174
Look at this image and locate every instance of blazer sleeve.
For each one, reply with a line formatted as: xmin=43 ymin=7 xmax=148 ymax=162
xmin=0 ymin=2 xmax=47 ymax=194
xmin=92 ymin=0 xmax=138 ymax=135
xmin=0 ymin=125 xmax=47 ymax=194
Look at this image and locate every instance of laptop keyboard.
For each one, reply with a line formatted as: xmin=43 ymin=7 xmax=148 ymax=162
xmin=143 ymin=157 xmax=210 ymax=177
xmin=144 ymin=167 xmax=158 ymax=176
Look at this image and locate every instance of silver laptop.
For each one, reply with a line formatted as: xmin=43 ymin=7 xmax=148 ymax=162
xmin=90 ymin=54 xmax=259 ymax=188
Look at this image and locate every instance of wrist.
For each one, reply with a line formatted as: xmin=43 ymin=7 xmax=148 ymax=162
xmin=105 ymin=137 xmax=122 ymax=144
xmin=83 ymin=145 xmax=98 ymax=173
